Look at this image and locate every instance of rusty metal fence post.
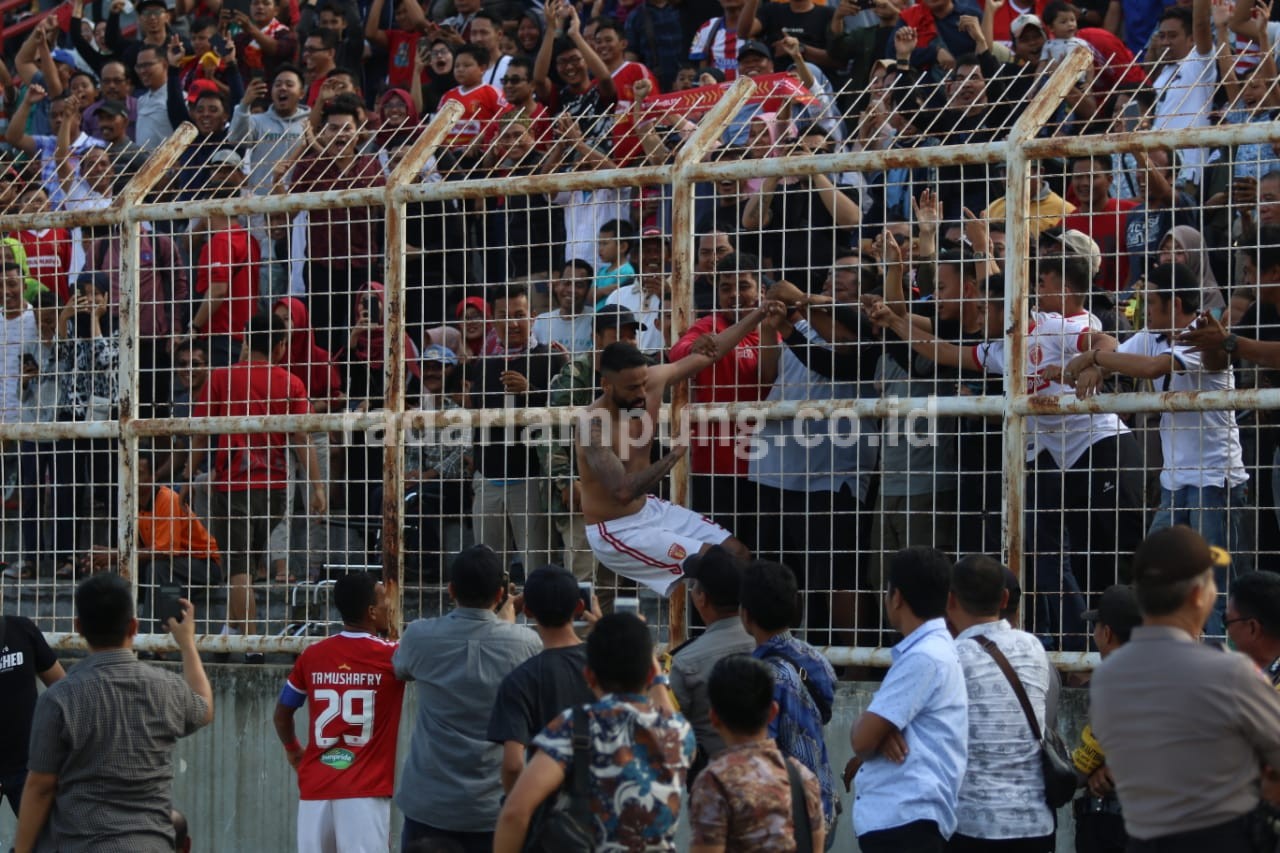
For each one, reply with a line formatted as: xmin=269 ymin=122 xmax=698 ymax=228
xmin=380 ymin=103 xmax=462 ymax=637
xmin=1002 ymin=50 xmax=1094 ymax=629
xmin=665 ymin=79 xmax=753 ymax=644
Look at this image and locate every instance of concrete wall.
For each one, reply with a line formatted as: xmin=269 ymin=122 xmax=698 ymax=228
xmin=0 ymin=664 xmax=1092 ymax=853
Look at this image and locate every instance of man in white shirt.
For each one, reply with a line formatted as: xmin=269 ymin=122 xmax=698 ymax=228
xmin=0 ymin=255 xmax=37 ymax=569
xmin=532 ymin=261 xmax=595 ymax=357
xmin=1149 ymin=0 xmax=1214 ymax=185
xmin=947 ymin=554 xmax=1055 ymax=851
xmin=1066 ymin=262 xmax=1246 ymax=636
xmin=604 ymin=230 xmax=666 ymax=353
xmin=0 ymin=255 xmax=35 ymax=426
xmin=849 ymin=546 xmax=968 ymax=851
xmin=133 ymin=44 xmax=188 ymax=149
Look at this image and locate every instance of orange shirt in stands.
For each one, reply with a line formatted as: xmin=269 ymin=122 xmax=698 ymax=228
xmin=139 ymin=485 xmax=221 ymax=561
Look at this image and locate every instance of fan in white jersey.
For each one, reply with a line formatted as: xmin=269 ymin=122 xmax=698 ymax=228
xmin=868 ymin=292 xmax=1146 ymax=649
xmin=1064 ymin=262 xmax=1246 ymax=635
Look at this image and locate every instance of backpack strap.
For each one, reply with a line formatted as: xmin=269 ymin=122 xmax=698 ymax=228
xmin=974 ymin=634 xmax=1042 ymax=741
xmin=787 ymin=758 xmax=813 ymax=853
xmin=567 ymin=706 xmax=592 ymax=819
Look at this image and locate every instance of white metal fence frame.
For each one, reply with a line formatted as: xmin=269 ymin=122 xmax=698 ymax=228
xmin=5 ymin=49 xmax=1273 ymax=669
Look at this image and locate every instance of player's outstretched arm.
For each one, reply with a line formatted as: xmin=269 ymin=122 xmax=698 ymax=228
xmin=579 ymin=411 xmax=689 ymax=504
xmin=651 ymin=303 xmax=771 ymax=389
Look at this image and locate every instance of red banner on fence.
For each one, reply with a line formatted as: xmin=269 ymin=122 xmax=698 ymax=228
xmin=638 ymin=72 xmax=817 ymax=120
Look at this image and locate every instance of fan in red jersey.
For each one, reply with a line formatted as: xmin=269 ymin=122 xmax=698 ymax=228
xmin=275 ymin=572 xmax=405 ymax=853
xmin=438 ymin=44 xmax=507 ymax=147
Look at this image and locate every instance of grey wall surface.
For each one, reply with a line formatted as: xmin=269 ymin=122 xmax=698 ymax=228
xmin=0 ymin=664 xmax=1093 ymax=853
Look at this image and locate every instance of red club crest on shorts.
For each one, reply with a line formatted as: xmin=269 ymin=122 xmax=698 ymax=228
xmin=668 ymin=544 xmax=687 ymax=561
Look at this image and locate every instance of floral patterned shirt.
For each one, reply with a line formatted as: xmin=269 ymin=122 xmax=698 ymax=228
xmin=532 ymin=693 xmax=695 ymax=851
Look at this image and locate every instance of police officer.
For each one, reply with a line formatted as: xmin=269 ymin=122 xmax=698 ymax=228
xmin=1073 ymin=585 xmax=1141 ymax=853
xmin=1091 ymin=526 xmax=1280 ymax=852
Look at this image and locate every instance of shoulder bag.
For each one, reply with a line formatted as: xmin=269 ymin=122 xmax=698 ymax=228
xmin=787 ymin=758 xmax=813 ymax=853
xmin=523 ymin=705 xmax=596 ymax=853
xmin=974 ymin=635 xmax=1077 ymax=809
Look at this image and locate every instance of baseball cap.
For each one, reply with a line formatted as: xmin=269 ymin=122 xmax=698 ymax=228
xmin=52 ymin=49 xmax=79 ymax=67
xmin=136 ymin=0 xmax=169 ymax=10
xmin=421 ymin=344 xmax=458 ymax=365
xmin=521 ymin=565 xmax=581 ymax=626
xmin=1043 ymin=227 xmax=1102 ymax=278
xmin=683 ymin=544 xmax=745 ymax=610
xmin=593 ymin=304 xmax=646 ymax=332
xmin=207 ymin=148 xmax=243 ymax=169
xmin=186 ymin=78 xmax=221 ymax=105
xmin=1010 ymin=13 xmax=1045 ymax=39
xmin=1132 ymin=525 xmax=1232 ymax=587
xmin=737 ymin=39 xmax=772 ymax=60
xmin=94 ymin=99 xmax=129 ymax=118
xmin=1082 ymin=584 xmax=1142 ymax=635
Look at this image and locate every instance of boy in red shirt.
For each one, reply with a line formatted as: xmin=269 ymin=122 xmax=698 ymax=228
xmin=14 ymin=185 xmax=71 ymax=301
xmin=276 ymin=572 xmax=404 ymax=852
xmin=186 ymin=313 xmax=326 ymax=656
xmin=438 ymin=44 xmax=506 ymax=148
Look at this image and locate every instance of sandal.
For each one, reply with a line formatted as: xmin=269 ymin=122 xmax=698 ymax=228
xmin=2 ymin=563 xmax=34 ymax=581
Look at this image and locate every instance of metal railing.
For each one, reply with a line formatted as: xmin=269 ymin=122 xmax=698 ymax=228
xmin=0 ymin=47 xmax=1273 ymax=670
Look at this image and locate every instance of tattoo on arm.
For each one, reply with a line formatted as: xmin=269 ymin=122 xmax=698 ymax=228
xmin=578 ymin=414 xmax=682 ymax=503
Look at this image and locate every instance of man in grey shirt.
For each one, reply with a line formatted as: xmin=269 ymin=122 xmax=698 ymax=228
xmin=394 ymin=545 xmax=541 ymax=852
xmin=15 ymin=573 xmax=213 ymax=853
xmin=670 ymin=545 xmax=755 ymax=777
xmin=1092 ymin=525 xmax=1280 ymax=851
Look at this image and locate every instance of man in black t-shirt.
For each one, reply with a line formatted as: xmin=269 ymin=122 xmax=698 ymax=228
xmin=738 ymin=0 xmax=835 ymax=71
xmin=0 ymin=614 xmax=64 ymax=814
xmin=487 ymin=566 xmax=595 ymax=793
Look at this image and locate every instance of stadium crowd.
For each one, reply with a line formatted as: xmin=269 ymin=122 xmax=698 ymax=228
xmin=0 ymin=0 xmax=1276 ymax=658
xmin=0 ymin=0 xmax=1278 ymax=849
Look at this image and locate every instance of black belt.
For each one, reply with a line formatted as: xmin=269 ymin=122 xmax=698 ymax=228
xmin=1073 ymin=795 xmax=1124 ymax=818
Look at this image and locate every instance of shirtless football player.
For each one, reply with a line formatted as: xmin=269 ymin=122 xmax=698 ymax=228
xmin=575 ymin=307 xmax=768 ymax=595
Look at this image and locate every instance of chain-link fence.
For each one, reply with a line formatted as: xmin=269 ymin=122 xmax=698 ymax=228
xmin=0 ymin=46 xmax=1274 ymax=669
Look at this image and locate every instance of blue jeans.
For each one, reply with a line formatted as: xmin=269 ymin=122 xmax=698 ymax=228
xmin=1149 ymin=482 xmax=1247 ymax=637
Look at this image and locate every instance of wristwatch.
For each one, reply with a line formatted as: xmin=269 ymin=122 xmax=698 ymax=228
xmin=1222 ymin=334 xmax=1239 ymax=354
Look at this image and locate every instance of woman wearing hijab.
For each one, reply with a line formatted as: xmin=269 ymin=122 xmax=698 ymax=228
xmin=268 ymin=297 xmax=342 ymax=583
xmin=373 ymin=87 xmax=420 ymax=150
xmin=1156 ymin=225 xmax=1227 ymax=315
xmin=52 ymin=273 xmax=119 ymax=579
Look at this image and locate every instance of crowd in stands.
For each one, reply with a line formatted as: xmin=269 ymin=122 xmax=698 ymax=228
xmin=0 ymin=0 xmax=1276 ymax=662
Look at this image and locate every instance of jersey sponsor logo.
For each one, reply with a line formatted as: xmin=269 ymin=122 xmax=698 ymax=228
xmin=319 ymin=747 xmax=355 ymax=770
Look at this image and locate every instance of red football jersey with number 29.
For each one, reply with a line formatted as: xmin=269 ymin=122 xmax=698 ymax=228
xmin=282 ymin=632 xmax=405 ymax=800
